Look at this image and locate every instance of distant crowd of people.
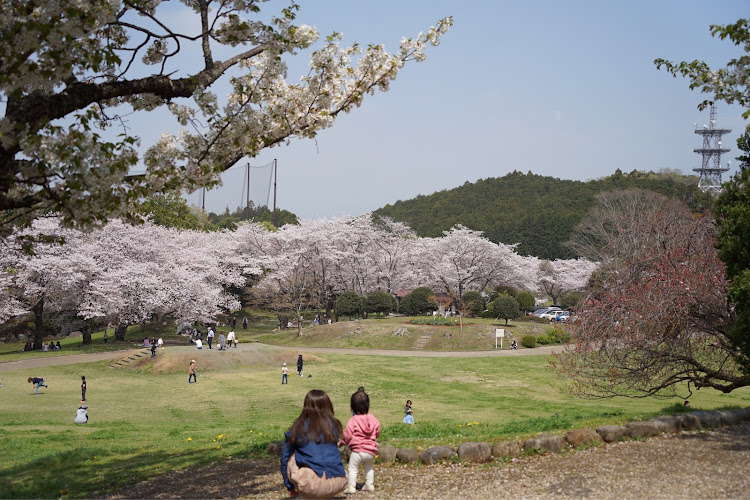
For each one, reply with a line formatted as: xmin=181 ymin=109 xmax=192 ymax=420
xmin=23 ymin=340 xmax=62 ymax=352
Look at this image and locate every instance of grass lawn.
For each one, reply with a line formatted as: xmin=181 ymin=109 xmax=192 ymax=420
xmin=1 ymin=346 xmax=749 ymax=499
xmin=247 ymin=314 xmax=556 ymax=351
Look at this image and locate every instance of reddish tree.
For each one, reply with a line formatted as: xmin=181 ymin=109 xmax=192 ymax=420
xmin=552 ymin=194 xmax=748 ymax=397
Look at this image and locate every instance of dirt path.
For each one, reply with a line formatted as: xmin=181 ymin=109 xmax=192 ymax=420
xmin=0 ymin=349 xmax=137 ymax=372
xmin=109 ymin=423 xmax=750 ymax=499
xmin=0 ymin=343 xmax=564 ymax=372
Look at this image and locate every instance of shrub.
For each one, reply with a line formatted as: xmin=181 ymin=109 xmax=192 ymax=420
xmin=536 ymin=334 xmax=553 ymax=345
xmin=365 ymin=291 xmax=396 ymax=317
xmin=551 ymin=328 xmax=571 ymax=344
xmin=400 ymin=287 xmax=436 ymax=316
xmin=336 ymin=291 xmax=364 ymax=320
xmin=521 ymin=335 xmax=537 ymax=348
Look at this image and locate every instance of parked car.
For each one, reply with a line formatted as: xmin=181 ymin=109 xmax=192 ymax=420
xmin=530 ymin=307 xmax=561 ymax=317
xmin=551 ymin=311 xmax=570 ymax=322
xmin=539 ymin=309 xmax=565 ymax=320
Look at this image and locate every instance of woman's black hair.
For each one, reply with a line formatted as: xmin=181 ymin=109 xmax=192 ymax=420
xmin=288 ymin=389 xmax=342 ymax=445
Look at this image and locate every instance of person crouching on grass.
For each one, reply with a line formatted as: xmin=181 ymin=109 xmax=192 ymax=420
xmin=341 ymin=389 xmax=381 ymax=494
xmin=280 ymin=390 xmax=347 ymax=498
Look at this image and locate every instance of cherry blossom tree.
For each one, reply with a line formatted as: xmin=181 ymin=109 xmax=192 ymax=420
xmin=0 ymin=0 xmax=451 ymax=239
xmin=1 ymin=218 xmax=255 ymax=342
xmin=418 ymin=226 xmax=534 ymax=306
xmin=552 ymin=196 xmax=749 ymax=397
xmin=0 ymin=218 xmax=90 ymax=347
xmin=535 ymin=258 xmax=598 ymax=306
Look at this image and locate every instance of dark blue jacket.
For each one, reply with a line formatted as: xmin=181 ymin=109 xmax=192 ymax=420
xmin=280 ymin=421 xmax=345 ymax=491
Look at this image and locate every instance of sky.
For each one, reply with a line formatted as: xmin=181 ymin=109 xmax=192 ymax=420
xmin=159 ymin=1 xmax=749 ymax=218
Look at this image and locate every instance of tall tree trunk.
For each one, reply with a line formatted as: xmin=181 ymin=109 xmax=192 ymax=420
xmin=115 ymin=323 xmax=128 ymax=341
xmin=296 ymin=305 xmax=302 ymax=337
xmin=81 ymin=318 xmax=92 ymax=345
xmin=32 ymin=296 xmax=45 ymax=349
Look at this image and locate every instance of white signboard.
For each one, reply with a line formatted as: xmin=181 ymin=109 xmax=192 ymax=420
xmin=495 ymin=329 xmax=505 ymax=338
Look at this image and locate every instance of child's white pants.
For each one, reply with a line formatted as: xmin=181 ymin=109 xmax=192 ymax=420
xmin=347 ymin=451 xmax=375 ymax=487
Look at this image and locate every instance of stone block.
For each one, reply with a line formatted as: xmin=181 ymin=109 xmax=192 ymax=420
xmin=718 ymin=410 xmax=744 ymax=426
xmin=565 ymin=429 xmax=603 ymax=447
xmin=420 ymin=446 xmax=456 ymax=465
xmin=457 ymin=442 xmax=492 ymax=463
xmin=491 ymin=441 xmax=522 ymax=458
xmin=523 ymin=434 xmax=568 ymax=454
xmin=396 ymin=448 xmax=419 ymax=463
xmin=626 ymin=421 xmax=660 ymax=438
xmin=596 ymin=425 xmax=628 ymax=443
xmin=377 ymin=446 xmax=397 ymax=463
xmin=676 ymin=413 xmax=701 ymax=431
xmin=648 ymin=415 xmax=682 ymax=434
xmin=692 ymin=410 xmax=723 ymax=429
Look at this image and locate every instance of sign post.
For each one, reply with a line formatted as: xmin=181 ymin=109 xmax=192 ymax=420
xmin=495 ymin=328 xmax=505 ymax=349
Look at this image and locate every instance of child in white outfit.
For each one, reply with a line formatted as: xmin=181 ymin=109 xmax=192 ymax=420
xmin=341 ymin=389 xmax=381 ymax=494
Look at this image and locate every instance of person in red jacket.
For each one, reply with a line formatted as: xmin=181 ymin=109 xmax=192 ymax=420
xmin=341 ymin=389 xmax=381 ymax=494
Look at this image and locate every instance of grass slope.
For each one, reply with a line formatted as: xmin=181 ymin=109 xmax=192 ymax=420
xmin=1 ymin=343 xmax=749 ymax=498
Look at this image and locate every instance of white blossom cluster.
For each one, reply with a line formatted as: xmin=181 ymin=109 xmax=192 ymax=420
xmin=0 ymin=0 xmax=452 ymax=243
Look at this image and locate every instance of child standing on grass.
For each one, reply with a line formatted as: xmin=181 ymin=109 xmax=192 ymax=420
xmin=403 ymin=400 xmax=414 ymax=424
xmin=281 ymin=363 xmax=289 ymax=384
xmin=280 ymin=390 xmax=347 ymax=498
xmin=341 ymin=390 xmax=381 ymax=494
xmin=81 ymin=376 xmax=87 ymax=402
xmin=188 ymin=360 xmax=197 ymax=384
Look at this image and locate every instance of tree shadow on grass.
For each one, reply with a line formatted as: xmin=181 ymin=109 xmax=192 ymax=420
xmin=0 ymin=445 xmax=282 ymax=499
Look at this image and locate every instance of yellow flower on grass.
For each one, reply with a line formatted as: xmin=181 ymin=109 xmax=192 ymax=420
xmin=216 ymin=446 xmax=221 ymax=449
xmin=259 ymin=432 xmax=263 ymax=436
xmin=217 ymin=434 xmax=224 ymax=439
xmin=187 ymin=437 xmax=192 ymax=442
xmin=213 ymin=439 xmax=216 ymax=442
xmin=458 ymin=424 xmax=462 ymax=428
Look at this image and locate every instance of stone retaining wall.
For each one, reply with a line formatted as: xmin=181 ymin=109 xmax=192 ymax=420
xmin=267 ymin=407 xmax=750 ymax=466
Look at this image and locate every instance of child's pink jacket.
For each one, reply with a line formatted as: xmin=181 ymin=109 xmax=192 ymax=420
xmin=342 ymin=413 xmax=381 ymax=456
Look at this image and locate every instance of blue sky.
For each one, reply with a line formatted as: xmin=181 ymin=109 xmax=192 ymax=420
xmin=178 ymin=1 xmax=748 ymax=217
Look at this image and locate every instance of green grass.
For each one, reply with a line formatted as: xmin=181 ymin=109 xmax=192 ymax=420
xmin=1 ymin=350 xmax=749 ymax=498
xmin=248 ymin=315 xmax=555 ymax=350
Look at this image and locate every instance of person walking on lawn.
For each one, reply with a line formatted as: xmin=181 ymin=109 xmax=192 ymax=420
xmin=81 ymin=375 xmax=87 ymax=402
xmin=297 ymin=354 xmax=304 ymax=377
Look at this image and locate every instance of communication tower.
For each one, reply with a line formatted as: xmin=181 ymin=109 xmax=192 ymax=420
xmin=693 ymin=105 xmax=731 ymax=195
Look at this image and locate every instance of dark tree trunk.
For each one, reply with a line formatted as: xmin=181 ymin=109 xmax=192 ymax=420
xmin=277 ymin=314 xmax=289 ymax=330
xmin=82 ymin=319 xmax=92 ymax=345
xmin=115 ymin=323 xmax=128 ymax=341
xmin=32 ymin=297 xmax=45 ymax=349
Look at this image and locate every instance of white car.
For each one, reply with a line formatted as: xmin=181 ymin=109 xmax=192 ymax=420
xmin=539 ymin=309 xmax=565 ymax=320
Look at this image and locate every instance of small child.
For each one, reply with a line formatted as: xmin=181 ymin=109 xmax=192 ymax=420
xmin=75 ymin=404 xmax=88 ymax=424
xmin=281 ymin=363 xmax=289 ymax=385
xmin=280 ymin=390 xmax=347 ymax=498
xmin=341 ymin=390 xmax=381 ymax=494
xmin=403 ymin=399 xmax=414 ymax=424
xmin=188 ymin=360 xmax=197 ymax=383
xmin=81 ymin=375 xmax=87 ymax=402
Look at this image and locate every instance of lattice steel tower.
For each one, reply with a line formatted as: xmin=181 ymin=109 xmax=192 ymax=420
xmin=693 ymin=105 xmax=731 ymax=195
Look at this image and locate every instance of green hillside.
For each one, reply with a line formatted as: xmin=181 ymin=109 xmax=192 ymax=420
xmin=374 ymin=169 xmax=713 ymax=260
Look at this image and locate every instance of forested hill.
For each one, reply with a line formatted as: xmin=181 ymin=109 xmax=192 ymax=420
xmin=373 ymin=169 xmax=713 ymax=260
